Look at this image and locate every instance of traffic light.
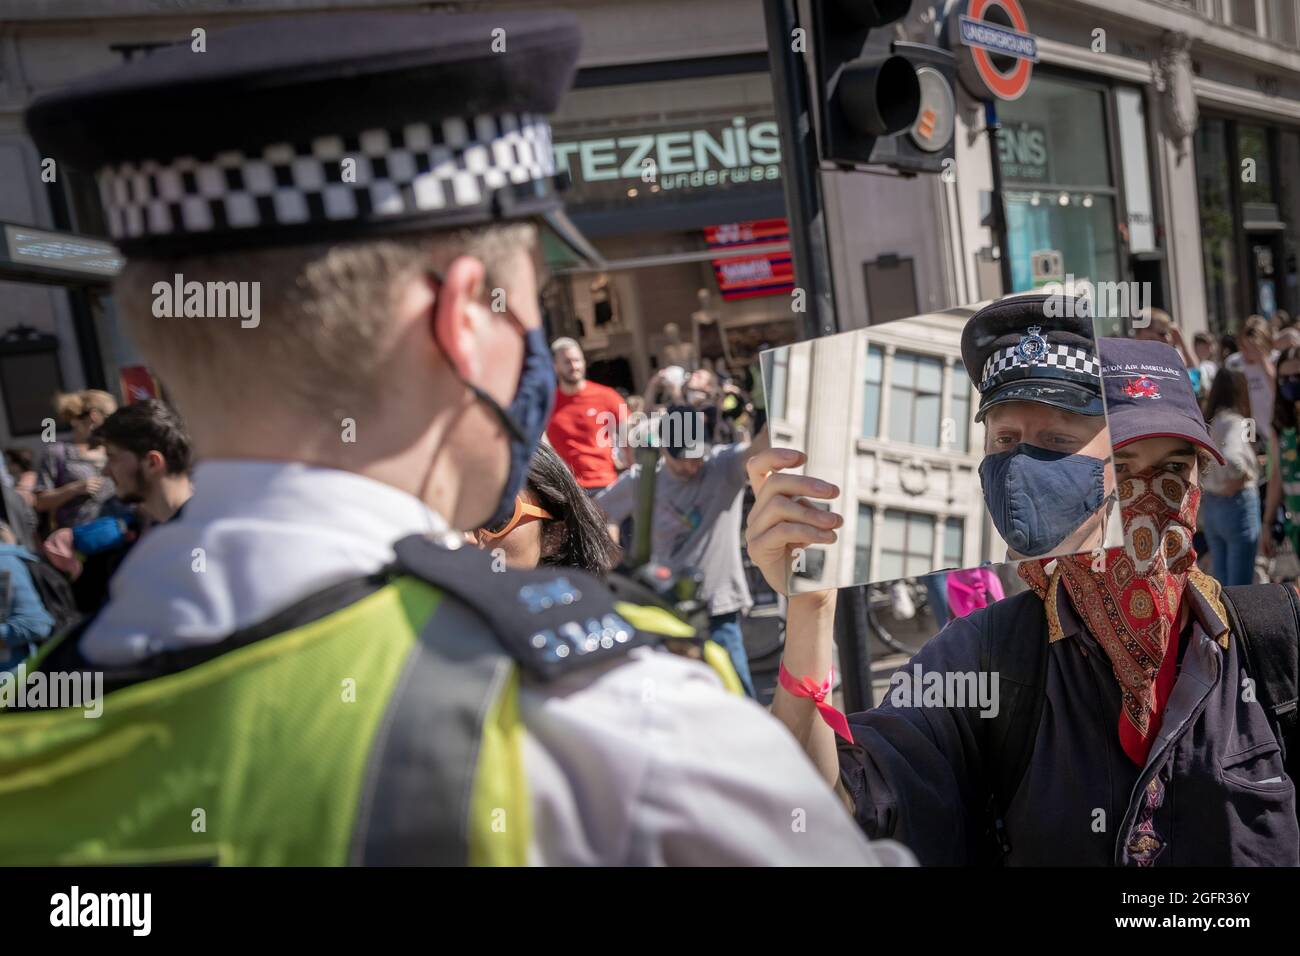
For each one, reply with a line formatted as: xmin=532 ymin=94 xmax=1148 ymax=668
xmin=810 ymin=0 xmax=956 ymax=175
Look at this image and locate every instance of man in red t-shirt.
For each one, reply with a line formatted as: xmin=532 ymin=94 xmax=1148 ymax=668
xmin=546 ymin=338 xmax=627 ymax=491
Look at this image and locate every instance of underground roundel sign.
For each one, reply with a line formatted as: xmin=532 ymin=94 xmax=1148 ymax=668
xmin=947 ymin=0 xmax=1037 ymax=102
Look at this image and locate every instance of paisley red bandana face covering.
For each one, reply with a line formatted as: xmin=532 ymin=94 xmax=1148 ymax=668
xmin=1020 ymin=469 xmax=1200 ymax=766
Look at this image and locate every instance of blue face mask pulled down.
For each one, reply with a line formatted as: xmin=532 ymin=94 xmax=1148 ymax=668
xmin=427 ymin=268 xmax=556 ymax=532
xmin=473 ymin=325 xmax=556 ymax=531
xmin=1281 ymin=379 xmax=1300 ymax=403
xmin=979 ymin=443 xmax=1105 ymax=558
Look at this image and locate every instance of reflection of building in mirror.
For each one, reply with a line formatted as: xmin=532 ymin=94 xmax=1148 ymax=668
xmin=765 ymin=311 xmax=1004 ymax=593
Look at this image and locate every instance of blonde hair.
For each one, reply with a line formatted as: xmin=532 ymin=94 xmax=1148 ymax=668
xmin=1147 ymin=308 xmax=1174 ymax=336
xmin=54 ymin=389 xmax=118 ymax=423
xmin=113 ymin=222 xmax=537 ymax=420
xmin=1243 ymin=314 xmax=1273 ymax=347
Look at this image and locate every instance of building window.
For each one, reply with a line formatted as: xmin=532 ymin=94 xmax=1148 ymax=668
xmin=888 ymin=349 xmax=943 ymax=447
xmin=948 ymin=366 xmax=971 ymax=453
xmin=943 ymin=517 xmax=964 ymax=569
xmin=855 ymin=504 xmax=874 ymax=582
xmin=1184 ymin=2 xmax=1298 ymax=46
xmin=1195 ymin=118 xmax=1241 ymax=337
xmin=1269 ymin=0 xmax=1300 ymax=45
xmin=879 ymin=509 xmax=935 ymax=581
xmin=1227 ymin=0 xmax=1260 ymax=31
xmin=861 ymin=344 xmax=884 ymax=437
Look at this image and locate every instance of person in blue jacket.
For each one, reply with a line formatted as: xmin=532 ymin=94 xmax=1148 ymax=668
xmin=0 ymin=520 xmax=55 ymax=672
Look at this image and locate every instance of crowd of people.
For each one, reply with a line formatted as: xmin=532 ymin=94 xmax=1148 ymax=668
xmin=4 ymin=8 xmax=1295 ymax=870
xmin=0 ymin=392 xmax=193 ymax=672
xmin=492 ymin=336 xmax=767 ymax=696
xmin=1138 ymin=307 xmax=1300 ymax=586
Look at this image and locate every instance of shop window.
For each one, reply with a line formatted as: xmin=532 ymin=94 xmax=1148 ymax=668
xmin=861 ymin=344 xmax=884 ymax=438
xmin=888 ymin=350 xmax=943 ymax=447
xmin=854 ymin=504 xmax=874 ymax=582
xmin=995 ymin=74 xmax=1121 ymax=295
xmin=948 ymin=367 xmax=971 ymax=453
xmin=1003 ymin=190 xmax=1121 ymax=295
xmin=1237 ymin=124 xmax=1275 ymax=206
xmin=879 ymin=509 xmax=935 ymax=582
xmin=1195 ymin=118 xmax=1241 ymax=336
xmin=943 ymin=517 xmax=964 ymax=569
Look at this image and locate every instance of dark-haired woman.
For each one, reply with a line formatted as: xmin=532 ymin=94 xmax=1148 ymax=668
xmin=1199 ymin=368 xmax=1260 ymax=585
xmin=1264 ymin=346 xmax=1300 ymax=570
xmin=475 ymin=442 xmax=742 ymax=694
xmin=474 ymin=441 xmax=619 ymax=575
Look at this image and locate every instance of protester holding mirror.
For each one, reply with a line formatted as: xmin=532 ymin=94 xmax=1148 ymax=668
xmin=750 ymin=335 xmax=1298 ymax=866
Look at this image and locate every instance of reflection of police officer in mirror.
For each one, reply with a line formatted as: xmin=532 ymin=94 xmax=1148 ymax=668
xmin=963 ymin=294 xmax=1116 ymax=560
xmin=3 ymin=11 xmax=908 ymax=866
xmin=749 ymin=335 xmax=1300 ymax=866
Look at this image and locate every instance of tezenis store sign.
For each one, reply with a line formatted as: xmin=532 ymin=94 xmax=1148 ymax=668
xmin=551 ymin=116 xmax=782 ymax=205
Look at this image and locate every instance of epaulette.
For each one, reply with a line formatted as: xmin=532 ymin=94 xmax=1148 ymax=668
xmin=392 ymin=533 xmax=669 ymax=682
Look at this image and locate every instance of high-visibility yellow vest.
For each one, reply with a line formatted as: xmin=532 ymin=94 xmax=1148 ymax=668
xmin=0 ymin=535 xmax=739 ymax=865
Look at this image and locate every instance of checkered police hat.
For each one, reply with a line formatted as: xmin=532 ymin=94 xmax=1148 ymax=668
xmin=960 ymin=293 xmax=1104 ymax=422
xmin=25 ymin=11 xmax=581 ymax=256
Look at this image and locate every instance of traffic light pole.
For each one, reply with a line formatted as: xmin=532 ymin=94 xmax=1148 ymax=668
xmin=763 ymin=0 xmax=837 ymax=341
xmin=763 ymin=0 xmax=873 ymax=713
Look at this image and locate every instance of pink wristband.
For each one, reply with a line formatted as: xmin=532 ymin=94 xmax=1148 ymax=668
xmin=778 ymin=661 xmax=853 ymax=743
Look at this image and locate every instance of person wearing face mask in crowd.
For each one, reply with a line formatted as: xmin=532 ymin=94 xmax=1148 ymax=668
xmin=749 ymin=330 xmax=1299 ymax=865
xmin=2 ymin=11 xmax=910 ymax=868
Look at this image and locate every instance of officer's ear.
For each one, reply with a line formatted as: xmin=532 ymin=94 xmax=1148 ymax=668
xmin=428 ymin=255 xmax=488 ymax=382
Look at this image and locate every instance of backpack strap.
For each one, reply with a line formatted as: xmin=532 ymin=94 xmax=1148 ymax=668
xmin=1220 ymin=584 xmax=1300 ymax=785
xmin=976 ymin=587 xmax=1051 ymax=863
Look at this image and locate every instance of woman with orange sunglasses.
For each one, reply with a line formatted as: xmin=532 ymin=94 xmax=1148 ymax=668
xmin=474 ymin=442 xmax=619 ymax=576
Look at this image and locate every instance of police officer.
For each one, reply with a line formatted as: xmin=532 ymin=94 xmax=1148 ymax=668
xmin=2 ymin=11 xmax=907 ymax=866
xmin=961 ymin=292 xmax=1118 ymax=560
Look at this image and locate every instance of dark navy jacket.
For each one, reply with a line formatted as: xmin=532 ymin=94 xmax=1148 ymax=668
xmin=837 ymin=580 xmax=1299 ymax=865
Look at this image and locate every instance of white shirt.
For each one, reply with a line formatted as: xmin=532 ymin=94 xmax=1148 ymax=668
xmin=1202 ymin=410 xmax=1261 ymax=495
xmin=1225 ymin=352 xmax=1275 ymax=439
xmin=81 ymin=460 xmax=908 ymax=866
